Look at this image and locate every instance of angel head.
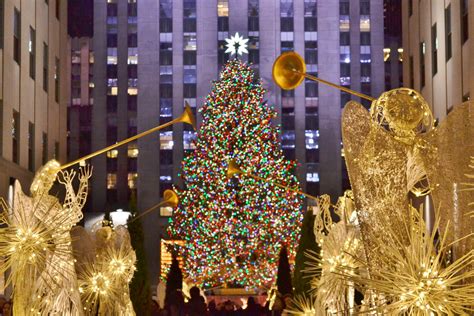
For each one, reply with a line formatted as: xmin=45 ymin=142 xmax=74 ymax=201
xmin=371 ymin=88 xmax=434 ymax=138
xmin=30 ymin=159 xmax=61 ymax=197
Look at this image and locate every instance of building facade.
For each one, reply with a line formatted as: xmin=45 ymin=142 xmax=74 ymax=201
xmin=0 ymin=0 xmax=69 ymax=204
xmin=402 ymin=0 xmax=474 ymax=120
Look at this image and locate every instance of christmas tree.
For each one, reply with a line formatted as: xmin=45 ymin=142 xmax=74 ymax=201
xmin=169 ymin=59 xmax=303 ymax=288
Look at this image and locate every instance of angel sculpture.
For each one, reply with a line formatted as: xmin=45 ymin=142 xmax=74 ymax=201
xmin=31 ymin=162 xmax=92 ymax=315
xmin=342 ymin=87 xmax=474 ymax=274
xmin=0 ymin=160 xmax=92 ymax=315
xmin=72 ymin=223 xmax=136 ymax=316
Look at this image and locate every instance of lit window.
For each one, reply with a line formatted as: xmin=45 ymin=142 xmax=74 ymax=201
xmin=183 ymin=131 xmax=197 ymax=150
xmin=305 ymin=130 xmax=319 ymax=149
xmin=107 ymin=48 xmax=118 ymax=65
xmin=360 ymin=16 xmax=370 ymax=31
xmin=339 ymin=15 xmax=350 ymax=31
xmin=109 ymin=87 xmax=118 ymax=95
xmin=304 ymin=32 xmax=317 ymax=41
xmin=160 ymin=175 xmax=172 ymax=182
xmin=281 ymin=131 xmax=295 ymax=149
xmin=160 ymin=33 xmax=172 ymax=42
xmin=184 ymin=66 xmax=197 ymax=84
xmin=127 ymin=88 xmax=138 ymax=95
xmin=184 ymin=33 xmax=197 ymax=51
xmin=160 ymin=131 xmax=174 ymax=150
xmin=217 ymin=0 xmax=229 ymax=17
xmin=160 ymin=206 xmax=173 ymax=217
xmin=108 ymin=78 xmax=118 ymax=87
xmin=184 ymin=98 xmax=196 ymax=107
xmin=306 ymin=172 xmax=320 ymax=182
xmin=280 ymin=32 xmax=294 ymax=41
xmin=107 ymin=173 xmax=117 ymax=189
xmin=398 ymin=48 xmax=403 ymax=62
xmin=107 ymin=149 xmax=118 ymax=158
xmin=340 ymin=77 xmax=351 ymax=85
xmin=128 ymin=48 xmax=138 ymax=64
xmin=128 ymin=78 xmax=138 ymax=87
xmin=128 ymin=173 xmax=138 ymax=189
xmin=128 ymin=144 xmax=139 ymax=158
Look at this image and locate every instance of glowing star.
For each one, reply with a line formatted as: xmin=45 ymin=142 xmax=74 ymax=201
xmin=225 ymin=32 xmax=249 ymax=56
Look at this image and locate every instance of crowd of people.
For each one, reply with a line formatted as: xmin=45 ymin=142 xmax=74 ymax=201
xmin=152 ymin=286 xmax=292 ymax=316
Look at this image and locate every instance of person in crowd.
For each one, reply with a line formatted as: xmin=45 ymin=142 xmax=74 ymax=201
xmin=208 ymin=300 xmax=218 ymax=315
xmin=2 ymin=301 xmax=11 ymax=316
xmin=185 ymin=286 xmax=207 ymax=316
xmin=244 ymin=297 xmax=262 ymax=316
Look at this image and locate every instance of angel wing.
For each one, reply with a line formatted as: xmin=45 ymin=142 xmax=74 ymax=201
xmin=420 ymin=101 xmax=474 ymax=260
xmin=341 ymin=101 xmax=413 ymax=266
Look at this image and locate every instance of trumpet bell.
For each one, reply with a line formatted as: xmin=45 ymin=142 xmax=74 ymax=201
xmin=163 ymin=189 xmax=179 ymax=208
xmin=179 ymin=102 xmax=197 ymax=131
xmin=272 ymin=52 xmax=306 ymax=90
xmin=227 ymin=159 xmax=243 ymax=178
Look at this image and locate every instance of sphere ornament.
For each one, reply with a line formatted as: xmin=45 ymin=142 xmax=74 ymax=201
xmin=370 ymin=88 xmax=434 ymax=139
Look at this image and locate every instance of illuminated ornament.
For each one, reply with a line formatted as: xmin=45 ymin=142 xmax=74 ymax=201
xmin=224 ymin=32 xmax=249 ymax=56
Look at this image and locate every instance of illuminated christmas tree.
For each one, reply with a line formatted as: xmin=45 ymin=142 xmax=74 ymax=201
xmin=169 ymin=59 xmax=303 ymax=288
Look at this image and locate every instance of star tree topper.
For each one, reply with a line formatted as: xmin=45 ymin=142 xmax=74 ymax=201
xmin=225 ymin=32 xmax=249 ymax=56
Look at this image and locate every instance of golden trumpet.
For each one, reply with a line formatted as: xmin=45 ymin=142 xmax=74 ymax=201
xmin=226 ymin=159 xmax=319 ymax=201
xmin=272 ymin=51 xmax=375 ymax=102
xmin=130 ymin=189 xmax=179 ymax=222
xmin=61 ymin=102 xmax=196 ymax=170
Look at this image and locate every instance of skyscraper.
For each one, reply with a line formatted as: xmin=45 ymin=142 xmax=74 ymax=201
xmin=402 ymin=0 xmax=474 ymax=120
xmin=0 ymin=1 xmax=69 ymax=206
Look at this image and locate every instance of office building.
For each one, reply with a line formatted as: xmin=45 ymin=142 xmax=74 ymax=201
xmin=402 ymin=0 xmax=474 ymax=120
xmin=0 ymin=0 xmax=69 ymax=206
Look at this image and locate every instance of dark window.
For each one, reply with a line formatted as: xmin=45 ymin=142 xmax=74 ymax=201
xmin=184 ymin=18 xmax=196 ymax=32
xmin=419 ymin=42 xmax=425 ymax=87
xmin=280 ymin=17 xmax=294 ymax=31
xmin=54 ymin=141 xmax=59 ymax=159
xmin=55 ymin=57 xmax=60 ymax=102
xmin=305 ymin=50 xmax=317 ymax=64
xmin=13 ymin=8 xmax=20 ymax=64
xmin=305 ymin=115 xmax=318 ymax=130
xmin=55 ymin=0 xmax=60 ymax=19
xmin=107 ymin=95 xmax=118 ymax=112
xmin=107 ymin=158 xmax=118 ymax=172
xmin=43 ymin=43 xmax=49 ymax=92
xmin=306 ymin=149 xmax=319 ymax=163
xmin=107 ymin=126 xmax=117 ymax=145
xmin=160 ymin=18 xmax=172 ymax=32
xmin=283 ymin=149 xmax=295 ymax=160
xmin=341 ymin=91 xmax=351 ymax=107
xmin=184 ymin=84 xmax=196 ymax=98
xmin=249 ymin=50 xmax=259 ymax=64
xmin=0 ymin=1 xmax=4 ymax=49
xmin=341 ymin=63 xmax=350 ymax=76
xmin=107 ymin=65 xmax=117 ymax=78
xmin=128 ymin=95 xmax=137 ymax=111
xmin=248 ymin=16 xmax=259 ymax=31
xmin=160 ymin=50 xmax=173 ymax=65
xmin=128 ymin=33 xmax=137 ymax=47
xmin=107 ymin=34 xmax=117 ymax=47
xmin=409 ymin=55 xmax=414 ymax=88
xmin=184 ymin=0 xmax=196 ymax=18
xmin=461 ymin=0 xmax=468 ymax=44
xmin=431 ymin=23 xmax=438 ymax=76
xmin=12 ymin=111 xmax=19 ymax=163
xmin=183 ymin=51 xmax=196 ymax=65
xmin=445 ymin=5 xmax=452 ymax=61
xmin=305 ymin=82 xmax=318 ymax=97
xmin=361 ymin=63 xmax=371 ymax=77
xmin=340 ymin=32 xmax=350 ymax=45
xmin=128 ymin=64 xmax=138 ymax=78
xmin=29 ymin=27 xmax=36 ymax=79
xmin=28 ymin=122 xmax=34 ymax=171
xmin=360 ymin=0 xmax=370 ymax=15
xmin=218 ymin=17 xmax=229 ymax=31
xmin=304 ymin=17 xmax=317 ymax=31
xmin=282 ymin=116 xmax=295 ymax=130
xmin=42 ymin=132 xmax=48 ymax=164
xmin=160 ymin=84 xmax=173 ymax=98
xmin=160 ymin=150 xmax=173 ymax=165
xmin=360 ymin=32 xmax=370 ymax=45
xmin=107 ymin=3 xmax=118 ymax=16
xmin=340 ymin=1 xmax=349 ymax=15
xmin=408 ymin=0 xmax=413 ymax=16
xmin=128 ymin=2 xmax=137 ymax=16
